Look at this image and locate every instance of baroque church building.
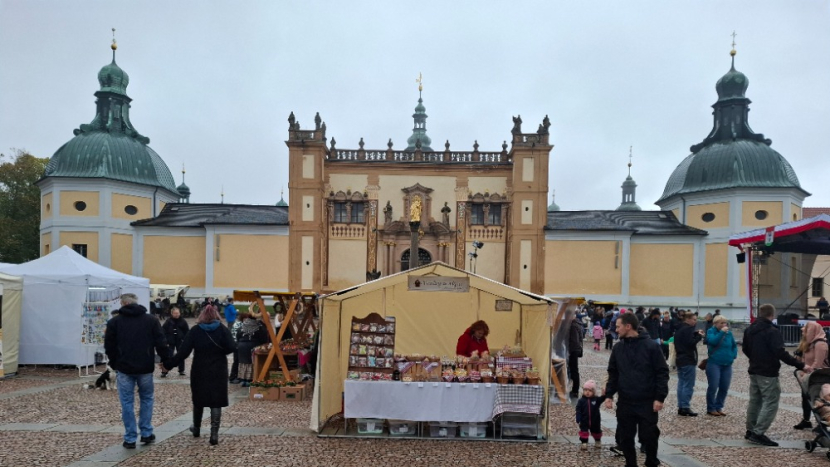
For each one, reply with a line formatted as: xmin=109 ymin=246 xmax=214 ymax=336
xmin=38 ymin=43 xmax=811 ymax=319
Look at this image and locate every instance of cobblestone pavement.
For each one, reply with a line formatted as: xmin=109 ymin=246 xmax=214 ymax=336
xmin=0 ymin=338 xmax=826 ymax=467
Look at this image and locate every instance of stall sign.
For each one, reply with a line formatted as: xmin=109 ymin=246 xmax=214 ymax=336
xmin=407 ymin=276 xmax=469 ymax=292
xmin=495 ymin=299 xmax=513 ymax=312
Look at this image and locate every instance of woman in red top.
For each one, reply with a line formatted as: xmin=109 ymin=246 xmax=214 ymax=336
xmin=456 ymin=320 xmax=490 ymax=356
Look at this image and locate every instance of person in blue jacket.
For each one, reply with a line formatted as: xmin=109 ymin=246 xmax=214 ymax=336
xmin=704 ymin=315 xmax=738 ymax=416
xmin=223 ymin=298 xmax=237 ymax=326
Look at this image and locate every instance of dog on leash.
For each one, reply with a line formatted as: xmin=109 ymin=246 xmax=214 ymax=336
xmin=83 ymin=365 xmax=115 ymax=390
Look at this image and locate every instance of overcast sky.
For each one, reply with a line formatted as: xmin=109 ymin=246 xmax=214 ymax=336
xmin=1 ymin=1 xmax=828 ymax=211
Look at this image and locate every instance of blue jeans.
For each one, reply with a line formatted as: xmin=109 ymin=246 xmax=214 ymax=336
xmin=705 ymin=363 xmax=732 ymax=412
xmin=676 ymin=365 xmax=696 ymax=409
xmin=116 ymin=372 xmax=155 ymax=442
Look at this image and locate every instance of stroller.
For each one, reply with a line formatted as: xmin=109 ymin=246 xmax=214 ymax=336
xmin=797 ymin=368 xmax=830 ymax=460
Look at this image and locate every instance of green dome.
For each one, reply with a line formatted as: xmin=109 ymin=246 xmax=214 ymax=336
xmin=98 ymin=59 xmax=129 ymax=95
xmin=657 ymin=54 xmax=807 ymax=204
xmin=177 ymin=182 xmax=191 ymax=196
xmin=46 ymin=132 xmax=178 ymax=192
xmin=43 ymin=50 xmax=177 ymax=194
xmin=658 ymin=140 xmax=802 ymax=203
xmin=715 ymin=57 xmax=748 ymax=101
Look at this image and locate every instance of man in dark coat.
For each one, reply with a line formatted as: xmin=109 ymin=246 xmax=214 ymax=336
xmin=743 ymin=304 xmax=811 ymax=447
xmin=605 ymin=312 xmax=669 ymax=467
xmin=567 ymin=314 xmax=584 ymax=398
xmin=163 ymin=306 xmax=235 ymax=445
xmin=161 ymin=305 xmax=190 ymax=377
xmin=105 ymin=294 xmax=169 ymax=449
xmin=643 ymin=310 xmax=662 ymax=345
xmin=674 ymin=311 xmax=703 ymax=416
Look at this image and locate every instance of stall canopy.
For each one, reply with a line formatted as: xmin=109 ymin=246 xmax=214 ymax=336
xmin=0 ymin=272 xmax=23 ymax=377
xmin=311 ymin=262 xmax=557 ymax=433
xmin=2 ymin=246 xmax=150 ymax=366
xmin=728 ymin=214 xmax=830 ymax=254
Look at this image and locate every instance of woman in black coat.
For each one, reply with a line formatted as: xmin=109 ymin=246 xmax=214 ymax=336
xmin=161 ymin=306 xmax=190 ymax=376
xmin=163 ymin=305 xmax=235 ymax=446
xmin=236 ymin=312 xmax=270 ymax=388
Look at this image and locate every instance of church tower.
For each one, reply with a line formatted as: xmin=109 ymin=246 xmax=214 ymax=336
xmin=616 ymin=147 xmax=641 ymax=211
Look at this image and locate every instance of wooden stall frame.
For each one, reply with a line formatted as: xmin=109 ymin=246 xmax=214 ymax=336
xmin=233 ymin=290 xmax=300 ymax=383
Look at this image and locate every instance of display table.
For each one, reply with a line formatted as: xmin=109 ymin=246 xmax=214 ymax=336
xmin=344 ymin=381 xmax=545 ymax=423
xmin=345 ymin=380 xmax=497 ymax=422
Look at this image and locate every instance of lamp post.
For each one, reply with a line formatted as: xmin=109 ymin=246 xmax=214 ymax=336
xmin=468 ymin=241 xmax=484 ymax=274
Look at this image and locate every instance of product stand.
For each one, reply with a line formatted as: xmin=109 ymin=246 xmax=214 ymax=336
xmin=233 ymin=290 xmax=298 ymax=383
xmin=272 ymin=292 xmax=318 ymax=348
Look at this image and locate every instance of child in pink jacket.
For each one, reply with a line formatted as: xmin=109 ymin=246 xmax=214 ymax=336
xmin=592 ymin=322 xmax=604 ymax=351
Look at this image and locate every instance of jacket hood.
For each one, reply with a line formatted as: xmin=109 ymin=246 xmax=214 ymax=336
xmin=118 ymin=303 xmax=148 ymax=317
xmin=805 ymin=321 xmax=826 ymax=344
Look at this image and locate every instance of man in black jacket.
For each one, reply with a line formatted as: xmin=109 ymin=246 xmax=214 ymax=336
xmin=743 ymin=304 xmax=811 ymax=447
xmin=105 ymin=294 xmax=169 ymax=449
xmin=674 ymin=311 xmax=703 ymax=416
xmin=605 ymin=313 xmax=669 ymax=467
xmin=567 ymin=314 xmax=584 ymax=398
xmin=643 ymin=309 xmax=662 ymax=345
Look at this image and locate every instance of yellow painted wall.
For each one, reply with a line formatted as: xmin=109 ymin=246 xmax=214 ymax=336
xmin=704 ymin=243 xmax=728 ymax=297
xmin=143 ymin=236 xmax=206 ymax=287
xmin=59 ymin=191 xmax=99 ymax=216
xmin=41 ymin=233 xmax=51 ymax=256
xmin=111 ymin=233 xmax=133 ymax=274
xmin=467 ymin=241 xmax=505 ymax=284
xmin=671 ymin=208 xmax=679 ymax=221
xmin=757 ymin=255 xmax=782 ymax=301
xmin=791 ymin=203 xmax=801 ymax=222
xmin=630 ymin=243 xmax=694 ymax=296
xmin=42 ymin=192 xmax=53 ymax=219
xmin=545 ymin=240 xmax=621 ymax=295
xmin=112 ymin=193 xmax=152 ymax=220
xmin=59 ymin=231 xmax=99 ymax=262
xmin=328 ymin=239 xmax=368 ymax=290
xmin=687 ymin=202 xmax=729 ymax=229
xmin=378 ymin=175 xmax=456 ymax=225
xmin=742 ymin=201 xmax=783 ymax=227
xmin=468 ymin=177 xmax=507 ymax=196
xmin=213 ymin=234 xmax=289 ymax=289
xmin=739 ymin=262 xmax=747 ymax=297
xmin=328 ymin=174 xmax=369 ymax=193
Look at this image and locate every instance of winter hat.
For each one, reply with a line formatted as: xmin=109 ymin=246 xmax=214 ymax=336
xmin=583 ymin=380 xmax=597 ymax=392
xmin=620 ymin=308 xmax=627 ymax=314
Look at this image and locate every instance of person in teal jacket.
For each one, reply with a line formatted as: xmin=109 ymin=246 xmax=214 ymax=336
xmin=705 ymin=315 xmax=738 ymax=416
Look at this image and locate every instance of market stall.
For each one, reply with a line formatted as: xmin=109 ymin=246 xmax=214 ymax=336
xmin=2 ymin=246 xmax=150 ymax=368
xmin=312 ymin=262 xmax=558 ymax=441
xmin=0 ymin=272 xmax=23 ymax=378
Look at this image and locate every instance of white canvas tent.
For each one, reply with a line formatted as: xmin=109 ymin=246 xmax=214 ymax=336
xmin=311 ymin=262 xmax=558 ymax=437
xmin=0 ymin=272 xmax=23 ymax=378
xmin=2 ymin=246 xmax=150 ymax=366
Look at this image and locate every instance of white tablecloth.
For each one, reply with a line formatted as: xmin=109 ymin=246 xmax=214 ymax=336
xmin=344 ymin=380 xmax=497 ymax=422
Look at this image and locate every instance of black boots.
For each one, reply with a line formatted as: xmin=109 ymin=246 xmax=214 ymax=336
xmin=209 ymin=407 xmax=221 ymax=445
xmin=190 ymin=406 xmax=203 ymax=437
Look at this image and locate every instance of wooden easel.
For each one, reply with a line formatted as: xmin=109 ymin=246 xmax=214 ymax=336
xmin=272 ymin=292 xmax=318 ymax=348
xmin=233 ymin=290 xmax=298 ymax=383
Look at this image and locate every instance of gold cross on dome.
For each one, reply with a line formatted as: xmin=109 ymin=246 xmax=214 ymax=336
xmin=731 ymin=31 xmax=737 ymax=50
xmin=416 ymin=72 xmax=423 ymax=92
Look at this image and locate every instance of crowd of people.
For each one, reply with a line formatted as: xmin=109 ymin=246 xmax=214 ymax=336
xmin=567 ymin=302 xmax=825 ymax=466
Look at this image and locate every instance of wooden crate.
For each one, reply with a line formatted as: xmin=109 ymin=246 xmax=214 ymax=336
xmin=249 ymin=387 xmax=281 ymax=401
xmin=280 ymin=385 xmax=304 ymax=401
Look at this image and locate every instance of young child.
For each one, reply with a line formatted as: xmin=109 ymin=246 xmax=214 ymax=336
xmin=576 ymin=380 xmax=606 ymax=450
xmin=592 ymin=322 xmax=603 ymax=351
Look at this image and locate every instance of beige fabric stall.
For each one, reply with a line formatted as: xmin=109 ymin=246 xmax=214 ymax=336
xmin=0 ymin=272 xmax=23 ymax=378
xmin=311 ymin=262 xmax=555 ymax=436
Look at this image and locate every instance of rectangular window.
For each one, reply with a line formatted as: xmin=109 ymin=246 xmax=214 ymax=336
xmin=72 ymin=243 xmax=88 ymax=258
xmin=488 ymin=204 xmax=502 ymax=225
xmin=470 ymin=204 xmax=484 ymax=225
xmin=333 ymin=202 xmax=348 ymax=223
xmin=351 ymin=202 xmax=365 ymax=223
xmin=813 ymin=278 xmax=824 ymax=298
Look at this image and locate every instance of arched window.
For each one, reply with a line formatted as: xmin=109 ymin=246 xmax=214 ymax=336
xmin=401 ymin=248 xmax=432 ymax=271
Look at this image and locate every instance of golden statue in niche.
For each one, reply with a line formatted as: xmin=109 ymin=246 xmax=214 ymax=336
xmin=410 ymin=196 xmax=422 ymax=222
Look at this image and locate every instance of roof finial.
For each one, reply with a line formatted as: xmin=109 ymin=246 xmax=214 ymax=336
xmin=221 ymin=185 xmax=224 ymax=204
xmin=111 ymin=28 xmax=118 ymax=61
xmin=730 ymin=30 xmax=737 ymax=68
xmin=182 ymin=163 xmax=186 ymax=182
xmin=416 ymin=72 xmax=423 ymax=98
xmin=628 ymin=145 xmax=633 ymax=176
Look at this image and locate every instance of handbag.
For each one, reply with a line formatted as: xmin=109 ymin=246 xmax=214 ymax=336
xmin=698 ymin=330 xmax=726 ymax=371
